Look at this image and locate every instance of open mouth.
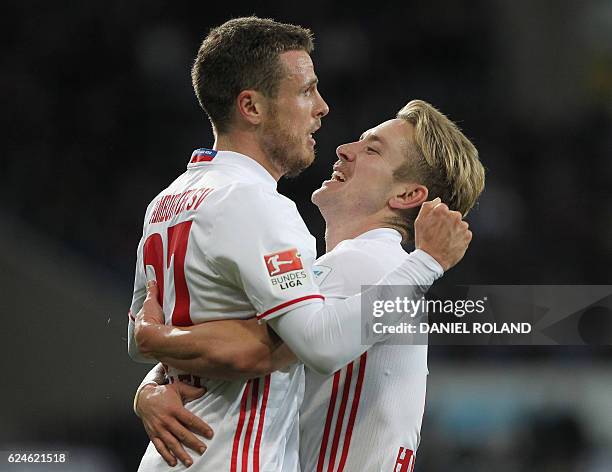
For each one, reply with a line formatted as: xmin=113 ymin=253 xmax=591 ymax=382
xmin=308 ymin=126 xmax=320 ymax=146
xmin=331 ymin=170 xmax=346 ymax=182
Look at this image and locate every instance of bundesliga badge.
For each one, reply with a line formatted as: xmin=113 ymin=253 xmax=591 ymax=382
xmin=264 ymin=248 xmax=303 ymax=276
xmin=264 ymin=249 xmax=308 ymax=291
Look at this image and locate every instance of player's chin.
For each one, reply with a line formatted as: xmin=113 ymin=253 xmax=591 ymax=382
xmin=303 ymin=146 xmax=315 ymax=166
xmin=311 ymin=183 xmax=332 ymax=205
xmin=285 ymin=150 xmax=314 ymax=178
xmin=311 ymin=186 xmax=324 ymax=204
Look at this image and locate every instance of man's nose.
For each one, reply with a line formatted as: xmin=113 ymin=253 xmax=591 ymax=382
xmin=315 ymin=90 xmax=330 ymax=118
xmin=336 ymin=143 xmax=356 ymax=162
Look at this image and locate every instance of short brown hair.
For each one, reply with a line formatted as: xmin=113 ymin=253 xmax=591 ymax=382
xmin=389 ymin=99 xmax=485 ymax=242
xmin=192 ymin=16 xmax=314 ymax=133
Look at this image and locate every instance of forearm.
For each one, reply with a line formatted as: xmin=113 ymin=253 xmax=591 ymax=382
xmin=136 ymin=322 xmax=206 ymax=361
xmin=128 ymin=319 xmax=158 ymax=364
xmin=159 ymin=327 xmax=297 ymax=379
xmin=269 ymin=343 xmax=298 ymax=371
xmin=269 ymin=249 xmax=442 ymax=375
xmin=137 ymin=319 xmax=286 ymax=380
xmin=156 ymin=346 xmax=275 ymax=380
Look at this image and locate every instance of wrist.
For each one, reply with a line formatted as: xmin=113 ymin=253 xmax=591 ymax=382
xmin=133 ymin=381 xmax=158 ymax=417
xmin=412 ymin=248 xmax=446 ymax=275
xmin=136 ymin=321 xmax=170 ymax=358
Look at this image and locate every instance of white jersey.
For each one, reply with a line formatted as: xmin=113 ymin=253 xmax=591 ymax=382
xmin=128 ymin=148 xmax=323 ymax=472
xmin=300 ymin=229 xmax=427 ymax=472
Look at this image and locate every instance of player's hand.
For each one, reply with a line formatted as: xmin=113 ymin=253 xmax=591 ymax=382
xmin=414 ymin=197 xmax=473 ymax=271
xmin=136 ymin=382 xmax=213 ymax=468
xmin=138 ymin=280 xmax=165 ymax=325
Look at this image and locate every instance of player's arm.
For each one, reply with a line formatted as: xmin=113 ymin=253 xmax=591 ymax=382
xmin=211 ymin=189 xmax=469 ymax=375
xmin=267 ymin=249 xmax=441 ymax=375
xmin=127 ymin=232 xmax=159 ymax=364
xmin=134 ymin=285 xmax=297 ymax=380
xmin=266 ymin=199 xmax=470 ymax=375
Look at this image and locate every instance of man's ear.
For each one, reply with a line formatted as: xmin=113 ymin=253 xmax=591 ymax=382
xmin=236 ymin=90 xmax=266 ymax=126
xmin=389 ymin=184 xmax=428 ymax=210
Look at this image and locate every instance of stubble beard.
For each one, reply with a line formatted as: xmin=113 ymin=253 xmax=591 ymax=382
xmin=261 ymin=113 xmax=314 ymax=178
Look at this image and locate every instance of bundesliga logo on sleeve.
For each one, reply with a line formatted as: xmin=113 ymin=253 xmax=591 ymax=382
xmin=264 ymin=249 xmax=308 ymax=290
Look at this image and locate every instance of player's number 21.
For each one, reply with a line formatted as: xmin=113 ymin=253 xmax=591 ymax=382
xmin=142 ymin=220 xmax=193 ymax=326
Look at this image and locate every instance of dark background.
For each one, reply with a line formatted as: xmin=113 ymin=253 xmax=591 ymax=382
xmin=2 ymin=1 xmax=611 ymax=470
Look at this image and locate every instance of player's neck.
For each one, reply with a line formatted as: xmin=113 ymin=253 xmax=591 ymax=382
xmin=214 ymin=132 xmax=283 ymax=181
xmin=323 ymin=215 xmax=385 ymax=252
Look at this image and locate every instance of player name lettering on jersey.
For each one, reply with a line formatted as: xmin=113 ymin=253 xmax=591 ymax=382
xmin=149 ymin=187 xmax=214 ymax=224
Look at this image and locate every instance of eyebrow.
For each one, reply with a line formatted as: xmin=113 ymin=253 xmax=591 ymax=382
xmin=303 ymin=77 xmax=318 ymax=88
xmin=359 ymin=132 xmax=387 ymax=147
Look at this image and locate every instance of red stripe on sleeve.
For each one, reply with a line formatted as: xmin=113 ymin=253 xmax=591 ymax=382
xmin=317 ymin=371 xmax=341 ymax=472
xmin=231 ymin=381 xmax=251 ymax=472
xmin=257 ymin=294 xmax=325 ymax=320
xmin=336 ymin=353 xmax=368 ymax=472
xmin=327 ymin=363 xmax=354 ymax=472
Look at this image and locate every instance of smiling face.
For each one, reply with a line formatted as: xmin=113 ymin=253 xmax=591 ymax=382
xmin=312 ymin=118 xmax=423 ymax=222
xmin=260 ymin=50 xmax=329 ymax=177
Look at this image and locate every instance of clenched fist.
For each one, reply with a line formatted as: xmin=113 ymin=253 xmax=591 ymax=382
xmin=414 ymin=197 xmax=472 ymax=271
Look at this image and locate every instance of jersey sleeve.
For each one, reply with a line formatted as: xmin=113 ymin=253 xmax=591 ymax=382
xmin=313 ymin=242 xmax=391 ymax=299
xmin=269 ymin=249 xmax=443 ymax=375
xmin=203 ymin=184 xmax=323 ymax=322
xmin=127 ymin=202 xmax=158 ymax=364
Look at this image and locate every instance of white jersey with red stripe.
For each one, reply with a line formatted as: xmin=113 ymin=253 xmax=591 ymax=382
xmin=300 ymin=228 xmax=427 ymax=472
xmin=128 ymin=148 xmax=323 ymax=471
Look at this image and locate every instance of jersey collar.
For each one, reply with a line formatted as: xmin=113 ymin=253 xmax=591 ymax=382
xmin=188 ymin=148 xmax=277 ymax=189
xmin=354 ymin=227 xmax=402 ymax=243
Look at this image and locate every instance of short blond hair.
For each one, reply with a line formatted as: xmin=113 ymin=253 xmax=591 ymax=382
xmin=390 ymin=99 xmax=485 ymax=241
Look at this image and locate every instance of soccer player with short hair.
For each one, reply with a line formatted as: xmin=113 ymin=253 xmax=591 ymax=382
xmin=133 ymin=99 xmax=484 ymax=471
xmin=128 ymin=16 xmax=473 ymax=471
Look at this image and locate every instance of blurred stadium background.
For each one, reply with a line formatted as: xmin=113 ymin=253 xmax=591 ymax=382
xmin=2 ymin=1 xmax=612 ymax=470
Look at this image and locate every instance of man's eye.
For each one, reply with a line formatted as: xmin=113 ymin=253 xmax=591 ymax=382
xmin=366 ymin=147 xmax=379 ymax=155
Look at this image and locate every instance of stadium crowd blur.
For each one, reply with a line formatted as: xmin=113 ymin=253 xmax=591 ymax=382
xmin=2 ymin=1 xmax=611 ymax=470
